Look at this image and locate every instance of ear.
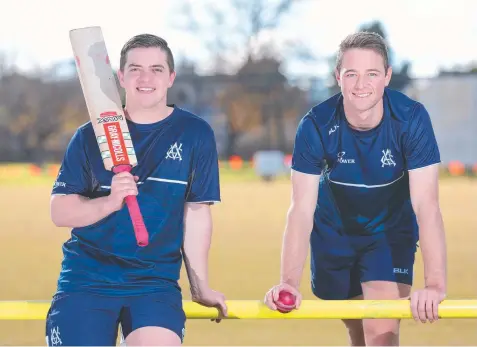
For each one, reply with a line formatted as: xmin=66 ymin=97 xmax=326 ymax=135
xmin=334 ymin=68 xmax=341 ymax=87
xmin=117 ymin=69 xmax=125 ymax=88
xmin=384 ymin=66 xmax=393 ymax=87
xmin=168 ymin=71 xmax=177 ymax=88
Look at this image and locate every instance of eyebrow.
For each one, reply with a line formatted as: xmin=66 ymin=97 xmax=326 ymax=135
xmin=345 ymin=69 xmax=381 ymax=73
xmin=127 ymin=63 xmax=165 ymax=69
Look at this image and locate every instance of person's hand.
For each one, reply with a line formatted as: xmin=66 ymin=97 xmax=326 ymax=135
xmin=192 ymin=288 xmax=228 ymax=323
xmin=264 ymin=283 xmax=302 ymax=311
xmin=106 ymin=172 xmax=139 ymax=212
xmin=410 ymin=286 xmax=446 ymax=323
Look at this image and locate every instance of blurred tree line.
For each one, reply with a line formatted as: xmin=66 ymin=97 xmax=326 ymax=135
xmin=0 ymin=0 xmax=475 ymax=163
xmin=0 ymin=63 xmax=88 ymax=163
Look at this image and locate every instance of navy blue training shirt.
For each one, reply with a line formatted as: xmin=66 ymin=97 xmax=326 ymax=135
xmin=292 ymin=88 xmax=441 ymax=239
xmin=51 ymin=106 xmax=220 ymax=296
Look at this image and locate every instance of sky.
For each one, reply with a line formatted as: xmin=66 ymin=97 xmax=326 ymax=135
xmin=1 ymin=0 xmax=476 ymax=79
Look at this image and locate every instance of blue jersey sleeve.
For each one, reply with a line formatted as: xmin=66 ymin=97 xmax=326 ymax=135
xmin=404 ymin=103 xmax=441 ymax=170
xmin=52 ymin=127 xmax=92 ymax=196
xmin=291 ymin=114 xmax=325 ymax=175
xmin=186 ymin=126 xmax=221 ymax=203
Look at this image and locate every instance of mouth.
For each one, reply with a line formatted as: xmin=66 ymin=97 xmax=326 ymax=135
xmin=353 ymin=92 xmax=371 ymax=98
xmin=136 ymin=87 xmax=156 ymax=93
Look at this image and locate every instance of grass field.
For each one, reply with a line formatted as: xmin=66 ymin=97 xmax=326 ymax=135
xmin=0 ymin=165 xmax=476 ymax=345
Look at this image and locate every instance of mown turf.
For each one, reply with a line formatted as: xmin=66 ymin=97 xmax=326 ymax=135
xmin=0 ymin=165 xmax=476 ymax=345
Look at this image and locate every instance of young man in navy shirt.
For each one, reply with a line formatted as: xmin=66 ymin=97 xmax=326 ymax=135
xmin=47 ymin=34 xmax=227 ymax=346
xmin=265 ymin=32 xmax=447 ymax=346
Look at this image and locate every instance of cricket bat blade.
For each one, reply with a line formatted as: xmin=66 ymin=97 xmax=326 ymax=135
xmin=69 ymin=26 xmax=149 ymax=247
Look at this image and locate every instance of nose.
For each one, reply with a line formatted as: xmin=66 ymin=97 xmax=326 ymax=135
xmin=355 ymin=75 xmax=365 ymax=89
xmin=138 ymin=69 xmax=153 ymax=82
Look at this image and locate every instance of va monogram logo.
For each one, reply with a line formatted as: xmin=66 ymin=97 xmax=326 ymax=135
xmin=381 ymin=149 xmax=396 ymax=167
xmin=166 ymin=142 xmax=183 ymax=161
xmin=48 ymin=326 xmax=62 ymax=346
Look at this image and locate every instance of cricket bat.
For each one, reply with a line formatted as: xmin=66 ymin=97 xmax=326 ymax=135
xmin=69 ymin=26 xmax=149 ymax=247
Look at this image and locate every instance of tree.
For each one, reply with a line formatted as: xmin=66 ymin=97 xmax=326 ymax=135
xmin=327 ymin=20 xmax=412 ymax=95
xmin=171 ymin=0 xmax=316 ymax=73
xmin=216 ymin=55 xmax=307 ymax=156
xmin=171 ymin=0 xmax=313 ymax=157
xmin=0 ymin=71 xmax=87 ymax=163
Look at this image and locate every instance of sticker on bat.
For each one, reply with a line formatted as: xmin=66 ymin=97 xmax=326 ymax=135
xmin=97 ymin=111 xmax=125 ymax=124
xmin=103 ymin=122 xmax=130 ymax=166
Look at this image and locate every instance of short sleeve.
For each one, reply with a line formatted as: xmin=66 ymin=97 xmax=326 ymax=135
xmin=186 ymin=125 xmax=221 ymax=204
xmin=291 ymin=114 xmax=325 ymax=175
xmin=52 ymin=127 xmax=92 ymax=196
xmin=404 ymin=103 xmax=441 ymax=170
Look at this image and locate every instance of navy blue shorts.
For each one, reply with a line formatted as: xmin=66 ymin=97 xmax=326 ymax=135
xmin=310 ymin=230 xmax=418 ymax=300
xmin=45 ymin=290 xmax=186 ymax=346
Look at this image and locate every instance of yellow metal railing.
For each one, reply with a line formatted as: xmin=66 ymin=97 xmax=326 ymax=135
xmin=1 ymin=300 xmax=477 ymax=320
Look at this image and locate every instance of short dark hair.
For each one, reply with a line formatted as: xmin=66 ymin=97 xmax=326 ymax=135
xmin=336 ymin=31 xmax=389 ymax=72
xmin=120 ymin=34 xmax=175 ymax=72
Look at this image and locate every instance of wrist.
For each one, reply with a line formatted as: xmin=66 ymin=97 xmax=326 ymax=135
xmin=426 ymin=283 xmax=446 ymax=292
xmin=280 ymin=277 xmax=299 ymax=289
xmin=191 ymin=283 xmax=210 ymax=299
xmin=102 ymin=195 xmax=118 ymax=214
xmin=425 ymin=277 xmax=446 ymax=292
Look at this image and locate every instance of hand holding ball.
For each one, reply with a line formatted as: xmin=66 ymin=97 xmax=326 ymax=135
xmin=274 ymin=290 xmax=297 ymax=313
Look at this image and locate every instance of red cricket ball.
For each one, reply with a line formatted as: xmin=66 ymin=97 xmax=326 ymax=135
xmin=275 ymin=290 xmax=296 ymax=313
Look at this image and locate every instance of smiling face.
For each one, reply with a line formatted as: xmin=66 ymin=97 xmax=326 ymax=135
xmin=117 ymin=34 xmax=176 ymax=111
xmin=334 ymin=32 xmax=392 ymax=121
xmin=118 ymin=47 xmax=175 ymax=110
xmin=336 ymin=47 xmax=391 ymax=114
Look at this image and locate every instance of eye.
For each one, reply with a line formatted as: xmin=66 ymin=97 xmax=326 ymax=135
xmin=369 ymin=72 xmax=377 ymax=77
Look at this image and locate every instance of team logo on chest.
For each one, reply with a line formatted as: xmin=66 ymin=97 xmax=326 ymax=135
xmin=166 ymin=142 xmax=183 ymax=161
xmin=337 ymin=151 xmax=355 ymax=164
xmin=381 ymin=149 xmax=396 ymax=167
xmin=329 ymin=124 xmax=339 ymax=135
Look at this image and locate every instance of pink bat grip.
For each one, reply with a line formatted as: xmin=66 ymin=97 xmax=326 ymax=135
xmin=113 ymin=164 xmax=149 ymax=247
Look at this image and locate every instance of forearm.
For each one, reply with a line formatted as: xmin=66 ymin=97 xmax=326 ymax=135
xmin=183 ymin=211 xmax=212 ymax=298
xmin=50 ymin=194 xmax=115 ymax=228
xmin=417 ymin=206 xmax=447 ymax=291
xmin=280 ymin=206 xmax=314 ymax=289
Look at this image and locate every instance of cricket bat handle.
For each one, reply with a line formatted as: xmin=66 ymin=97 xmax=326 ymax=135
xmin=124 ymin=195 xmax=149 ymax=247
xmin=113 ymin=165 xmax=149 ymax=247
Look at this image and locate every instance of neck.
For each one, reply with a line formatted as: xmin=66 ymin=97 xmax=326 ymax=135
xmin=124 ymin=101 xmax=173 ymax=124
xmin=343 ymin=99 xmax=384 ymax=131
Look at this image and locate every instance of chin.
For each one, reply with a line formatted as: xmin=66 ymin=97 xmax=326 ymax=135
xmin=353 ymin=102 xmax=374 ymax=112
xmin=137 ymin=94 xmax=165 ymax=108
xmin=350 ymin=96 xmax=378 ymax=111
